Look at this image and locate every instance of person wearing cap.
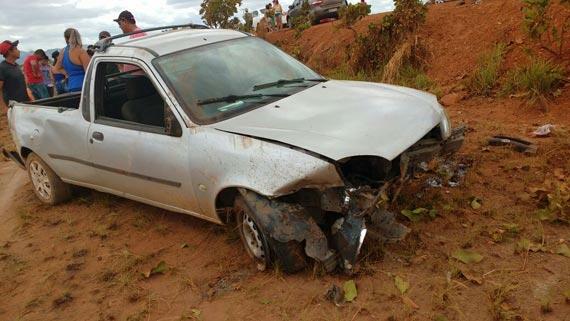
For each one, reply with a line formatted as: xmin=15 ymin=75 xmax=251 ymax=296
xmin=23 ymin=49 xmax=50 ymax=100
xmin=0 ymin=40 xmax=28 ymax=110
xmin=114 ymin=11 xmax=146 ymax=74
xmin=99 ymin=31 xmax=111 ymax=40
xmin=114 ymin=10 xmax=146 ymax=39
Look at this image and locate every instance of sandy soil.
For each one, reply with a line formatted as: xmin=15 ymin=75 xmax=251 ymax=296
xmin=1 ymin=1 xmax=569 ymax=320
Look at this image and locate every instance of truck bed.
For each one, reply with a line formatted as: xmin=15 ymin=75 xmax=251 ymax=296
xmin=27 ymin=92 xmax=81 ymax=109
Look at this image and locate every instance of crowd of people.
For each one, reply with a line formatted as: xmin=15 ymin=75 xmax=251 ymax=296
xmin=0 ymin=10 xmax=145 ymax=111
xmin=265 ymin=0 xmax=284 ymax=31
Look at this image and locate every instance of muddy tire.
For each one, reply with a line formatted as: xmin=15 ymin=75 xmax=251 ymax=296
xmin=234 ymin=196 xmax=307 ymax=273
xmin=26 ymin=153 xmax=72 ymax=205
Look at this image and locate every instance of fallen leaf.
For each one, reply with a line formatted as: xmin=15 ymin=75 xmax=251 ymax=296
xmin=343 ymin=280 xmax=357 ymax=302
xmin=553 ymin=168 xmax=565 ymax=181
xmin=536 ymin=208 xmax=554 ymax=221
xmin=143 ymin=261 xmax=168 ymax=278
xmin=516 ymin=239 xmax=531 ymax=253
xmin=556 ymin=244 xmax=570 ymax=258
xmin=563 ymin=289 xmax=570 ymax=303
xmin=394 ymin=276 xmax=409 ymax=295
xmin=401 ymin=208 xmax=427 ymax=222
xmin=459 ymin=269 xmax=483 ymax=285
xmin=191 ymin=308 xmax=201 ymax=317
xmin=515 ymin=238 xmax=547 ymax=254
xmin=402 ymin=295 xmax=419 ymax=309
xmin=452 ymin=249 xmax=483 ymax=264
xmin=180 ymin=243 xmax=189 ymax=249
xmin=470 ymin=198 xmax=482 ymax=210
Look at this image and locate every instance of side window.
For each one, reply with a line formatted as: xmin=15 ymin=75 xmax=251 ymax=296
xmin=93 ymin=61 xmax=181 ymax=136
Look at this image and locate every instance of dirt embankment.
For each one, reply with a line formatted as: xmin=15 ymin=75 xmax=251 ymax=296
xmin=266 ymin=0 xmax=570 ymax=87
xmin=1 ymin=1 xmax=569 ymax=320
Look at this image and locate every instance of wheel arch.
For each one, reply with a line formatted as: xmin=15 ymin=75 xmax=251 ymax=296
xmin=20 ymin=146 xmax=34 ymax=160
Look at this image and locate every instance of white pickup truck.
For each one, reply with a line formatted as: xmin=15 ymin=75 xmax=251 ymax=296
xmin=3 ymin=24 xmax=464 ymax=273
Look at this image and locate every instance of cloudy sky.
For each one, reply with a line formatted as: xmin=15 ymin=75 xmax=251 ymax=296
xmin=0 ymin=0 xmax=394 ymax=52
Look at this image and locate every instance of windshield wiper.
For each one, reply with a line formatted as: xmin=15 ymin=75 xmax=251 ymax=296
xmin=253 ymin=78 xmax=327 ymax=91
xmin=197 ymin=93 xmax=289 ymax=106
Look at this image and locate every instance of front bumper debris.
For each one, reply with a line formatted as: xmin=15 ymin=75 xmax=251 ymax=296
xmin=238 ymin=126 xmax=465 ymax=274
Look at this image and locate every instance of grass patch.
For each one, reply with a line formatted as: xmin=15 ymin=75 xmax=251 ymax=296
xmin=324 ymin=64 xmax=382 ymax=82
xmin=502 ymin=58 xmax=565 ymax=104
xmin=396 ymin=65 xmax=442 ymax=97
xmin=489 ymin=284 xmax=520 ymax=321
xmin=467 ymin=43 xmax=507 ymax=96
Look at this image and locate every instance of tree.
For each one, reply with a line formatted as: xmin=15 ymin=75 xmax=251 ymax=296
xmin=199 ymin=0 xmax=243 ymax=29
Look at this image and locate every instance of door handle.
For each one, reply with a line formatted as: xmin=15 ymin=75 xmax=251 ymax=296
xmin=91 ymin=131 xmax=104 ymax=143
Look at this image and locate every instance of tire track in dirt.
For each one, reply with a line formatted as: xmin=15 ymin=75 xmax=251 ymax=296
xmin=0 ymin=161 xmax=28 ymax=242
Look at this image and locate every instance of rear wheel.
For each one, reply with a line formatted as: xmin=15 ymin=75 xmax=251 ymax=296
xmin=234 ymin=195 xmax=307 ymax=273
xmin=26 ymin=153 xmax=72 ymax=205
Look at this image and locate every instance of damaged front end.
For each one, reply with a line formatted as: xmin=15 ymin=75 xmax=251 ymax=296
xmin=236 ymin=126 xmax=465 ymax=273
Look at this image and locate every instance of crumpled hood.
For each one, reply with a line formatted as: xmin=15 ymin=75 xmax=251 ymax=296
xmin=212 ymin=80 xmax=446 ymax=161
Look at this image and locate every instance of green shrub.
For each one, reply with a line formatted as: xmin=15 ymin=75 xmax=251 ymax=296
xmin=338 ymin=3 xmax=371 ymax=27
xmin=522 ymin=0 xmax=551 ymax=39
xmin=466 ymin=43 xmax=507 ymax=96
xmin=502 ymin=58 xmax=565 ymax=102
xmin=522 ymin=0 xmax=570 ymax=56
xmin=291 ymin=0 xmax=313 ymax=38
xmin=349 ymin=0 xmax=426 ymax=74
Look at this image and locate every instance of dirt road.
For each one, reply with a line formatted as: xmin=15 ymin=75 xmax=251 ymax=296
xmin=1 ymin=93 xmax=569 ymax=321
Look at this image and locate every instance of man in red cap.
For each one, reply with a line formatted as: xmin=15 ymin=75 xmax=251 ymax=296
xmin=0 ymin=40 xmax=28 ymax=111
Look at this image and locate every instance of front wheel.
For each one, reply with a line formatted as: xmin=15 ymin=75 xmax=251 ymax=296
xmin=234 ymin=195 xmax=307 ymax=273
xmin=26 ymin=153 xmax=72 ymax=205
xmin=235 ymin=196 xmax=271 ymax=271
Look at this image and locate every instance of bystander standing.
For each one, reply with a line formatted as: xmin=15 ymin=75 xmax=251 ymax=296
xmin=23 ymin=49 xmax=50 ymax=100
xmin=0 ymin=40 xmax=27 ymax=111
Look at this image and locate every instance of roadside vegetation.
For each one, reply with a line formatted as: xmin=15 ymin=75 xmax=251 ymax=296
xmin=502 ymin=57 xmax=565 ymax=103
xmin=291 ymin=0 xmax=313 ymax=38
xmin=522 ymin=0 xmax=570 ymax=57
xmin=466 ymin=43 xmax=507 ymax=96
xmin=338 ymin=2 xmax=371 ymax=27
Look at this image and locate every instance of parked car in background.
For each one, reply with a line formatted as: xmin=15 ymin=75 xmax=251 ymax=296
xmin=251 ymin=8 xmax=288 ymax=31
xmin=287 ymin=0 xmax=347 ymax=26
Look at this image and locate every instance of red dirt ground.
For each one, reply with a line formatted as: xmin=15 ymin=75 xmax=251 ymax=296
xmin=1 ymin=1 xmax=569 ymax=320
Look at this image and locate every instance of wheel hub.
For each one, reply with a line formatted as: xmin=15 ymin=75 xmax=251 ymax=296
xmin=241 ymin=213 xmax=266 ymax=260
xmin=30 ymin=161 xmax=52 ymax=200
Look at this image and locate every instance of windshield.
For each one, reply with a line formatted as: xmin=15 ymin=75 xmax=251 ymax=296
xmin=154 ymin=36 xmax=324 ymax=124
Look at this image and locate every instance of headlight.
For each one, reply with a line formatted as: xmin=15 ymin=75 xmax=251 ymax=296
xmin=439 ymin=106 xmax=452 ymax=140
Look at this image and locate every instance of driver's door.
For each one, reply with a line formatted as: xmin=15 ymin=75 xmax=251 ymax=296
xmin=85 ymin=58 xmax=200 ymax=213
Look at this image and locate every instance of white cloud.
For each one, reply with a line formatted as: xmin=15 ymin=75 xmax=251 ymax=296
xmin=0 ymin=0 xmax=394 ymax=51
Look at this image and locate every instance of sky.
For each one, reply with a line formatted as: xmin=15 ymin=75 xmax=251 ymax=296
xmin=0 ymin=0 xmax=395 ymax=52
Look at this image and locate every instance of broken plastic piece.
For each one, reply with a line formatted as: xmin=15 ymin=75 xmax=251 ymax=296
xmin=532 ymin=124 xmax=554 ymax=137
xmin=488 ymin=135 xmax=537 ymax=154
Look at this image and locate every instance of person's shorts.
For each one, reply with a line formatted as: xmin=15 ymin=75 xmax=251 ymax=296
xmin=28 ymin=83 xmax=49 ymax=100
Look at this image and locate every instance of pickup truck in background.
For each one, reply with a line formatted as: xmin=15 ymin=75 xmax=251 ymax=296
xmin=3 ymin=24 xmax=464 ymax=273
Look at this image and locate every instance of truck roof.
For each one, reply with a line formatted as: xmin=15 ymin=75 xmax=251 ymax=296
xmin=115 ymin=28 xmax=248 ymax=56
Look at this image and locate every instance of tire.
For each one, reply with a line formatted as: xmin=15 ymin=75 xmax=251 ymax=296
xmin=234 ymin=196 xmax=307 ymax=273
xmin=26 ymin=153 xmax=72 ymax=205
